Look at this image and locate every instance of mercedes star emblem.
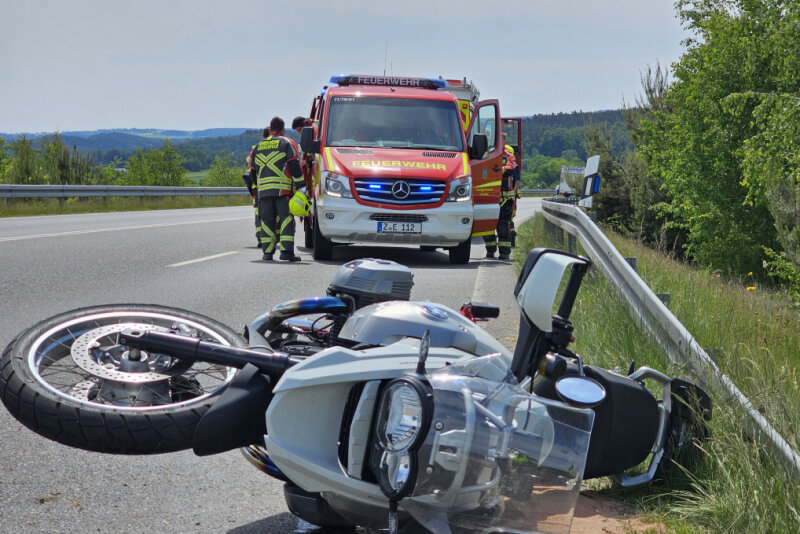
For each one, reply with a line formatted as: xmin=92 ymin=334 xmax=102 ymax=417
xmin=391 ymin=180 xmax=411 ymax=200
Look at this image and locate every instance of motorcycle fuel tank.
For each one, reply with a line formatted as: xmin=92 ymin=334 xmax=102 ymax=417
xmin=338 ymin=300 xmax=511 ymax=362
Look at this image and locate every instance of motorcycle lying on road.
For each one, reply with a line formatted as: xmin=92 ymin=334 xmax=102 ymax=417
xmin=0 ymin=248 xmax=710 ymax=533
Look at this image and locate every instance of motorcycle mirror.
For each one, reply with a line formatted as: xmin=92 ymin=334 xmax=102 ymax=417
xmin=554 ymin=375 xmax=606 ymax=408
xmin=515 ymin=249 xmax=589 ymax=332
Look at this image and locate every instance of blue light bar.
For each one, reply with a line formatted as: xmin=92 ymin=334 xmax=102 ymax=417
xmin=420 ymin=186 xmax=433 ymax=191
xmin=329 ymin=74 xmax=447 ymax=90
xmin=368 ymin=184 xmax=382 ymax=190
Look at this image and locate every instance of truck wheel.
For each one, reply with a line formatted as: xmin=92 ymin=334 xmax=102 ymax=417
xmin=303 ymin=217 xmax=314 ymax=249
xmin=448 ymin=238 xmax=471 ymax=264
xmin=312 ymin=210 xmax=333 ymax=261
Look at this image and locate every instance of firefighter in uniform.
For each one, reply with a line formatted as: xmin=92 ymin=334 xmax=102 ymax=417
xmin=242 ymin=168 xmax=261 ymax=246
xmin=246 ymin=129 xmax=273 ymax=247
xmin=509 ymin=143 xmax=521 ymax=248
xmin=483 ymin=134 xmax=517 ymax=260
xmin=249 ymin=116 xmax=305 ymax=262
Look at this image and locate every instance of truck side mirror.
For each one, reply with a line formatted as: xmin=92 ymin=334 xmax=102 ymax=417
xmin=300 ymin=126 xmax=320 ymax=154
xmin=469 ymin=133 xmax=488 ymax=160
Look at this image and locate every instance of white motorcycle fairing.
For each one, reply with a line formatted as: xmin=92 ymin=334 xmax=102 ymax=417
xmin=264 ymin=302 xmax=593 ymax=533
xmin=265 ymin=339 xmax=473 ymax=526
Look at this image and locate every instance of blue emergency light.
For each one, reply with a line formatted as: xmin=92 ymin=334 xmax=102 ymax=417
xmin=368 ymin=184 xmax=382 ymax=190
xmin=329 ymin=74 xmax=447 ymax=90
xmin=420 ymin=186 xmax=433 ymax=191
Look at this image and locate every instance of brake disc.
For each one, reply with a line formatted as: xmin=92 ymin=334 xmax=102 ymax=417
xmin=70 ymin=323 xmax=177 ymax=383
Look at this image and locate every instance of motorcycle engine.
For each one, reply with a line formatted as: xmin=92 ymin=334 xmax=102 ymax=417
xmin=326 ymin=258 xmax=414 ymax=338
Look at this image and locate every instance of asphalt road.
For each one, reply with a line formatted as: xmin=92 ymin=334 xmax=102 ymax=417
xmin=0 ymin=198 xmax=540 ymax=534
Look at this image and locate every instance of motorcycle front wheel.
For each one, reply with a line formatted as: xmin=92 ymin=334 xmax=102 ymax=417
xmin=0 ymin=304 xmax=242 ymax=454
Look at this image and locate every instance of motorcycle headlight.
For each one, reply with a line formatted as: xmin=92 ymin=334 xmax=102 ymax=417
xmin=373 ymin=376 xmax=432 ymax=499
xmin=446 ymin=176 xmax=472 ymax=202
xmin=376 ymin=378 xmax=431 ymax=452
xmin=378 ymin=449 xmax=415 ymax=494
xmin=322 ymin=171 xmax=353 ymax=199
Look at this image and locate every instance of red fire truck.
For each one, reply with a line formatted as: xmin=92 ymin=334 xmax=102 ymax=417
xmin=299 ymin=74 xmax=521 ymax=264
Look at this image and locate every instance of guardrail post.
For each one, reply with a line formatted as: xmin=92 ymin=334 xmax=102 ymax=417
xmin=624 ymin=257 xmax=637 ymax=272
xmin=544 ymin=218 xmax=564 ymax=247
xmin=655 ymin=293 xmax=670 ymax=307
xmin=568 ymin=234 xmax=577 ymax=255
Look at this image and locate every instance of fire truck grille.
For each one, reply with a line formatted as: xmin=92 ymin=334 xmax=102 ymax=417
xmin=353 ymin=178 xmax=446 ymax=204
xmin=336 ymin=149 xmax=374 ymax=155
xmin=369 ymin=213 xmax=428 ymax=223
xmin=422 ymin=152 xmax=458 ymax=158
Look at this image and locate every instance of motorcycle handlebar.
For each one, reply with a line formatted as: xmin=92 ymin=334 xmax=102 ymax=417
xmin=119 ymin=329 xmax=296 ymax=382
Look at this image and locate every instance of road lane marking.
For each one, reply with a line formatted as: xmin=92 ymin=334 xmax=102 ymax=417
xmin=0 ymin=216 xmax=250 ymax=243
xmin=168 ymin=251 xmax=238 ymax=267
xmin=470 ymin=208 xmax=537 ymax=303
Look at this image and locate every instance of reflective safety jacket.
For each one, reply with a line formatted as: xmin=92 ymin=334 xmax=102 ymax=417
xmin=248 ymin=135 xmax=303 ymax=198
xmin=501 ymin=145 xmax=518 ymax=201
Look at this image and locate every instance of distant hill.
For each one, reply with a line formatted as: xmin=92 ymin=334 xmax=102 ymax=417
xmin=61 ymin=132 xmax=165 ymax=152
xmin=520 ymin=109 xmax=631 ymax=160
xmin=1 ymin=110 xmax=631 ymax=173
xmin=0 ymin=128 xmax=252 ymax=148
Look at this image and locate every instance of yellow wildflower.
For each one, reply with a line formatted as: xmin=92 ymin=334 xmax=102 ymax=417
xmin=747 ymin=286 xmax=756 ymax=291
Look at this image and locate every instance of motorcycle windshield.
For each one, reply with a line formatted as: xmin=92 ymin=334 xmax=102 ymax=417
xmin=406 ymin=355 xmax=594 ymax=534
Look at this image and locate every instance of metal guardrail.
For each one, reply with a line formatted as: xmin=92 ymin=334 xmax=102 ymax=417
xmin=520 ymin=189 xmax=556 ymax=195
xmin=0 ymin=184 xmax=248 ymax=198
xmin=0 ymin=184 xmax=554 ymax=199
xmin=540 ymin=199 xmax=800 ymax=473
xmin=0 ymin=185 xmax=553 ymax=199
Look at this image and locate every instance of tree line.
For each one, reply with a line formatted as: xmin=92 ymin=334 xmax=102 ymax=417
xmin=0 ymin=135 xmax=246 ymax=188
xmin=588 ymin=0 xmax=800 ymax=297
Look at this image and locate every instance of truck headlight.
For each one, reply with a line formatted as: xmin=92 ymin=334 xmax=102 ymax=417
xmin=446 ymin=176 xmax=472 ymax=202
xmin=322 ymin=171 xmax=353 ymax=199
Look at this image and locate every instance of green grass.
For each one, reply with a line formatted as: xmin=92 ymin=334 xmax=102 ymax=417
xmin=0 ymin=195 xmax=251 ymax=217
xmin=515 ymin=215 xmax=800 ymax=533
xmin=186 ymin=170 xmax=209 ymax=184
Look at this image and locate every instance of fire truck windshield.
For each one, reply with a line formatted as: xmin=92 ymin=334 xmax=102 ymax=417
xmin=326 ymin=97 xmax=464 ymax=151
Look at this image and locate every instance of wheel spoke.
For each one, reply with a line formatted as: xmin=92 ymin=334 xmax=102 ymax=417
xmin=24 ymin=309 xmax=238 ymax=411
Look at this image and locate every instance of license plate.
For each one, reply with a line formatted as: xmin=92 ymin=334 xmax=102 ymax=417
xmin=377 ymin=222 xmax=422 ymax=233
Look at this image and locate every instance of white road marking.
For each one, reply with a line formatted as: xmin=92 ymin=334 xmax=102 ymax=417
xmin=167 ymin=251 xmax=238 ymax=267
xmin=470 ymin=209 xmax=538 ymax=303
xmin=0 ymin=216 xmax=250 ymax=243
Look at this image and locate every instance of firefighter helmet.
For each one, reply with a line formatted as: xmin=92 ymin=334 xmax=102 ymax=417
xmin=289 ymin=190 xmax=311 ymax=217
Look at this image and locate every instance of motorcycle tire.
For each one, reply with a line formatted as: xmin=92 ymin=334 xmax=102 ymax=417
xmin=0 ymin=304 xmax=244 ymax=455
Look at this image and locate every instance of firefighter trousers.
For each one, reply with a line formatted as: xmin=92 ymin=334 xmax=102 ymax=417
xmin=483 ymin=198 xmax=514 ymax=256
xmin=253 ymin=196 xmax=264 ymax=245
xmin=258 ymin=195 xmax=295 ymax=254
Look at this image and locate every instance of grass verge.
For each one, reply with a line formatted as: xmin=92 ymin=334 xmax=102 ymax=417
xmin=0 ymin=195 xmax=252 ymax=217
xmin=515 ymin=214 xmax=800 ymax=533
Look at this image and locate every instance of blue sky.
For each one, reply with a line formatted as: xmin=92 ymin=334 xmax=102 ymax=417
xmin=1 ymin=1 xmax=687 ymax=133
